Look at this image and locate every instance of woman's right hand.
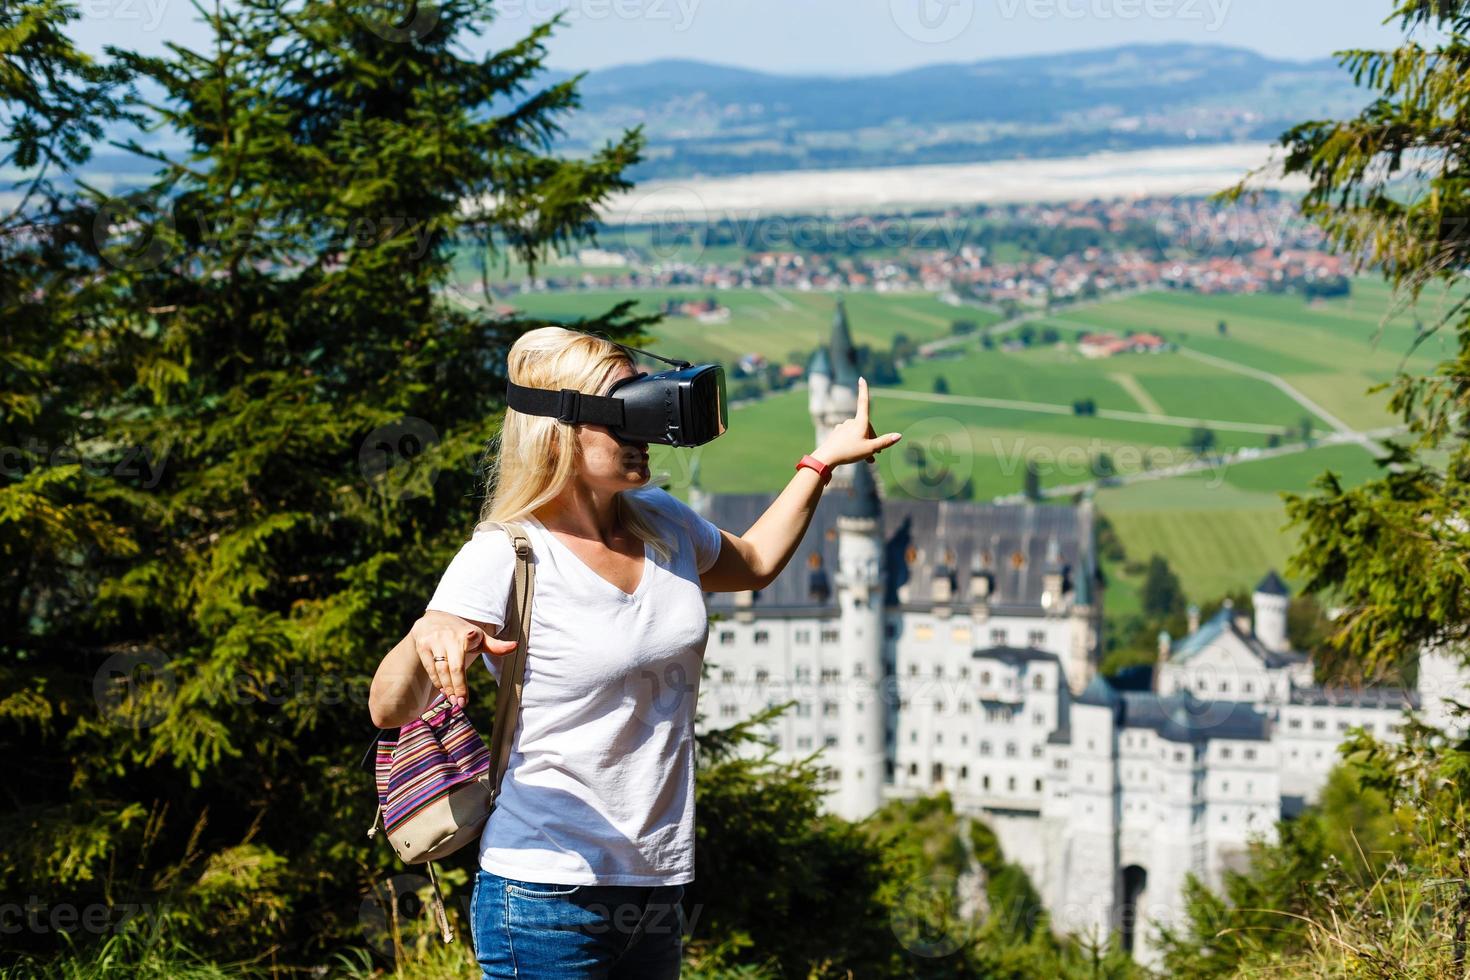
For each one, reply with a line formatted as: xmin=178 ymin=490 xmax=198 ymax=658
xmin=410 ymin=611 xmax=518 ymax=709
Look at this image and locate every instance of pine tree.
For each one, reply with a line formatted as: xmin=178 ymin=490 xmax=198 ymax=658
xmin=2 ymin=0 xmax=647 ymax=958
xmin=1230 ymin=0 xmax=1470 ymax=679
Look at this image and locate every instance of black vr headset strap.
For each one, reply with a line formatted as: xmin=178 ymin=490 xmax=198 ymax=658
xmin=506 ymin=381 xmax=626 ymax=428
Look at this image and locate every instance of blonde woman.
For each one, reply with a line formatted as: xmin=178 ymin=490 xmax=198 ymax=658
xmin=368 ymin=326 xmax=901 ymax=979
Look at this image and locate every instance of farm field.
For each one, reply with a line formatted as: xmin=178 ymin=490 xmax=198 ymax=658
xmin=508 ymin=287 xmax=990 ymax=366
xmin=547 ymin=278 xmax=1428 ymax=605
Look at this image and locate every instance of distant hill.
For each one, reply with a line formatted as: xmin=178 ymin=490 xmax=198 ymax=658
xmin=553 ymin=44 xmax=1367 ymax=180
xmin=83 ymin=44 xmax=1366 ymax=190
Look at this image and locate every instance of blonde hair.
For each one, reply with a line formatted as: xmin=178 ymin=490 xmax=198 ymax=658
xmin=477 ymin=326 xmax=674 ymax=561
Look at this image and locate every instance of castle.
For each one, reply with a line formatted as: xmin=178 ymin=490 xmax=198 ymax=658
xmin=690 ymin=300 xmax=1467 ymax=962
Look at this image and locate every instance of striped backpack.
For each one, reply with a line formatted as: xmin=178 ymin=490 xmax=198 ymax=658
xmin=366 ymin=522 xmax=534 ymax=941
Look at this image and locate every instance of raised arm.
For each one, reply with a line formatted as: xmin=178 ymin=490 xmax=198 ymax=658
xmin=700 ymin=377 xmax=900 ymax=593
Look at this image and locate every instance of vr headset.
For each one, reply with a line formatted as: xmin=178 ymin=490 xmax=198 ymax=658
xmin=505 ymin=340 xmax=728 ymax=448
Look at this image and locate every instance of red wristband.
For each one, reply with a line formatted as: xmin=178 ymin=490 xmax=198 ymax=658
xmin=796 ymin=454 xmax=833 ymax=486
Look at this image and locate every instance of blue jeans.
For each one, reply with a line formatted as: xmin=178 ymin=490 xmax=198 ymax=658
xmin=470 ymin=868 xmax=685 ymax=979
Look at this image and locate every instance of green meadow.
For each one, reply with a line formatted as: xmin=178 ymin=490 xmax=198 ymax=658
xmin=520 ymin=280 xmax=1428 ymax=606
xmin=509 ymin=287 xmax=989 ymax=365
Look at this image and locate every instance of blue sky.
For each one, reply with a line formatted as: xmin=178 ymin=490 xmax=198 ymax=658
xmin=70 ymin=0 xmax=1414 ymax=73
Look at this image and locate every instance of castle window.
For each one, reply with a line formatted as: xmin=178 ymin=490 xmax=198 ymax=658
xmin=795 ymin=629 xmax=812 ymax=644
xmin=983 ymin=775 xmax=991 ymax=790
xmin=824 ymin=735 xmax=838 ymax=748
xmin=755 ymin=668 xmax=769 ymax=683
xmin=1032 ymin=711 xmax=1045 ymax=725
xmin=909 ymin=762 xmax=918 ymax=776
xmin=822 ymin=701 xmax=838 ymax=717
xmin=989 ymin=628 xmax=1007 ymax=646
xmin=1245 ymin=748 xmax=1256 ymax=761
xmin=960 ymin=701 xmax=970 ymax=714
xmin=853 ymin=663 xmax=866 ymax=678
xmin=980 ymin=740 xmax=992 ymax=756
xmin=908 ymin=663 xmax=919 ymax=676
xmin=931 ymin=763 xmax=943 ymax=784
xmin=915 ymin=625 xmax=934 ymax=641
xmin=1221 ymin=747 xmax=1232 ymax=760
xmin=935 ymin=732 xmax=943 ymax=745
xmin=720 ymin=704 xmax=738 ymax=718
xmin=796 ymin=702 xmax=811 ymax=718
xmin=1174 ymin=750 xmax=1185 ymax=762
xmin=721 ymin=669 xmax=735 ymax=683
xmin=821 ymin=667 xmax=840 ymax=682
xmin=1032 ymin=673 xmax=1045 ymax=690
xmin=960 ymin=765 xmax=969 ymax=779
xmin=884 ymin=622 xmax=898 ymax=640
xmin=754 ymin=630 xmax=769 ymax=645
xmin=1007 ymin=776 xmax=1017 ymax=791
xmin=1243 ymin=681 xmax=1254 ymax=694
xmin=1028 ymin=629 xmax=1046 ymax=647
xmin=1005 ymin=742 xmax=1018 ymax=758
xmin=1288 ymin=718 xmax=1301 ymax=730
xmin=1032 ymin=744 xmax=1044 ymax=759
xmin=719 ymin=631 xmax=735 ymax=645
xmin=951 ymin=627 xmax=972 ymax=643
xmin=933 ymin=664 xmax=944 ymax=678
xmin=798 ymin=736 xmax=813 ymax=749
xmin=1337 ymin=720 xmax=1350 ymax=732
xmin=980 ymin=670 xmax=992 ymax=685
xmin=821 ymin=628 xmax=840 ymax=644
xmin=1034 ymin=778 xmax=1043 ymax=792
xmin=910 ymin=730 xmax=918 ymax=743
xmin=1313 ymin=719 xmax=1326 ymax=731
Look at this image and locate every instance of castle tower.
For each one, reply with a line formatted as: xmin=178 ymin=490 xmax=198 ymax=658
xmin=811 ymin=298 xmax=861 ymax=488
xmin=833 ymin=460 xmax=886 ymax=820
xmin=1251 ymin=570 xmax=1289 ymax=653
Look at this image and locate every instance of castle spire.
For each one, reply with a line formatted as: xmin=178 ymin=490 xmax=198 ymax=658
xmin=830 ymin=297 xmax=859 ymax=388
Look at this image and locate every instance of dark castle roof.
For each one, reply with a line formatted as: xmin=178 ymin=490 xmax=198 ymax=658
xmin=1073 ymin=675 xmax=1271 ymax=743
xmin=1255 ymin=570 xmax=1289 ymax=597
xmin=701 ymin=494 xmax=1098 ymax=616
xmin=829 ymin=299 xmax=860 ymax=387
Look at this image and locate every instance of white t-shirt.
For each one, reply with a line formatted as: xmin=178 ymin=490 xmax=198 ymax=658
xmin=425 ymin=486 xmax=724 ymax=886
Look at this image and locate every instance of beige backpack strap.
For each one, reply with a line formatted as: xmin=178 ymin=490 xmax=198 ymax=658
xmin=483 ymin=521 xmax=535 ymax=802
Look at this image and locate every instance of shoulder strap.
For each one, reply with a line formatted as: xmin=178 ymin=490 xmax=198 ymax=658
xmin=482 ymin=521 xmax=535 ymax=801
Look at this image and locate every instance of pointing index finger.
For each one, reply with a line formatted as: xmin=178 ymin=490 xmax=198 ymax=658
xmin=857 ymin=376 xmax=870 ymax=424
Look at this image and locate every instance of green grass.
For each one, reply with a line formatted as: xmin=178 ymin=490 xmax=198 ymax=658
xmin=508 ymin=288 xmax=995 ymax=366
xmin=1096 ymin=443 xmax=1381 ymax=600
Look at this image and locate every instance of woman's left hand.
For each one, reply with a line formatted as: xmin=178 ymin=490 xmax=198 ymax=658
xmin=813 ymin=377 xmax=902 ymax=467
